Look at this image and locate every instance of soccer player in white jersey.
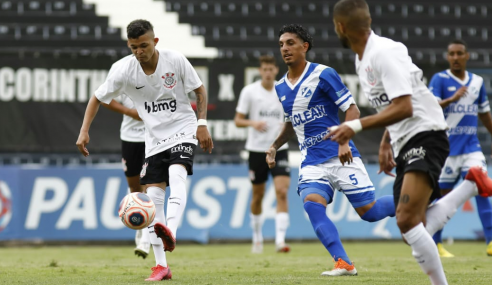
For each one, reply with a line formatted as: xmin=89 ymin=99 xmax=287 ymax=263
xmin=76 ymin=19 xmax=213 ymax=281
xmin=102 ymin=94 xmax=151 ymax=259
xmin=235 ymin=55 xmax=291 ymax=254
xmin=429 ymin=39 xmax=492 ymax=257
xmin=331 ymin=1 xmax=492 ymax=284
xmin=268 ymin=24 xmax=395 ymax=276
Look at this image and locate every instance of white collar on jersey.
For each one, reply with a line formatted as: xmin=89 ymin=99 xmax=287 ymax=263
xmin=445 ymin=69 xmax=470 ymax=86
xmin=284 ymin=61 xmax=311 ymax=90
xmin=356 ymin=30 xmax=376 ymax=72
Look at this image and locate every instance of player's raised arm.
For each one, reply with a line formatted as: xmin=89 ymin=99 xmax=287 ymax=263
xmin=76 ymin=95 xmax=102 ymax=157
xmin=266 ymin=122 xmax=295 ymax=168
xmin=102 ymin=99 xmax=141 ymax=121
xmin=330 ymin=95 xmax=413 ymax=145
xmin=194 ymin=85 xmax=213 ymax=153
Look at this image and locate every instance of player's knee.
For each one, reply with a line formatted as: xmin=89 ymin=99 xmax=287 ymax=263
xmin=275 ymin=188 xmax=288 ymax=201
xmin=396 ymin=212 xmax=420 ymax=233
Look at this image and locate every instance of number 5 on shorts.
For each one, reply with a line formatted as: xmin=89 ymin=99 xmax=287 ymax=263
xmin=349 ymin=174 xmax=358 ymax=185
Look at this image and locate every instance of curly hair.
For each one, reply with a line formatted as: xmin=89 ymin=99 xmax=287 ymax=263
xmin=127 ymin=19 xmax=154 ymax=39
xmin=278 ymin=24 xmax=313 ymax=52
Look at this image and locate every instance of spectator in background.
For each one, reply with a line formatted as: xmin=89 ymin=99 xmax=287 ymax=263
xmin=234 ymin=55 xmax=291 ymax=254
xmin=428 ymin=39 xmax=492 ymax=257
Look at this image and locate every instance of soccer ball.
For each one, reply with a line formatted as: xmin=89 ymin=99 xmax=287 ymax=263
xmin=118 ymin=192 xmax=156 ymax=230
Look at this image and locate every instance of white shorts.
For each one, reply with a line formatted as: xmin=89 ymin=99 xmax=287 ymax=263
xmin=438 ymin=151 xmax=487 ymax=189
xmin=298 ymin=157 xmax=375 ymax=208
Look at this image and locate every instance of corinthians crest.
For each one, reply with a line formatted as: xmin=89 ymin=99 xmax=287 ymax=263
xmin=365 ymin=66 xmax=377 ymax=86
xmin=162 ymin=72 xmax=177 ymax=89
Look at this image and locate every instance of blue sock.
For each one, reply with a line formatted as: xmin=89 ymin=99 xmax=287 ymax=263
xmin=303 ymin=201 xmax=351 ymax=264
xmin=475 ymin=196 xmax=492 ymax=244
xmin=360 ymin=195 xmax=395 ymax=222
xmin=433 ymin=229 xmax=443 ymax=244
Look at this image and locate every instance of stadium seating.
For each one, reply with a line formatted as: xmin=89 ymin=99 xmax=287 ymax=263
xmin=0 ymin=0 xmax=128 ymax=57
xmin=164 ymin=0 xmax=492 ymax=64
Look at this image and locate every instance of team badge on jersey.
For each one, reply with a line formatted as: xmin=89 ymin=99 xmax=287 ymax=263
xmin=140 ymin=162 xmax=148 ymax=178
xmin=300 ymin=86 xmax=313 ymax=98
xmin=365 ymin=66 xmax=377 ymax=86
xmin=162 ymin=73 xmax=177 ymax=89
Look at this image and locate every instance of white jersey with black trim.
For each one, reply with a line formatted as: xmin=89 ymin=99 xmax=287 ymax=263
xmin=95 ymin=49 xmax=202 ymax=158
xmin=236 ymin=80 xmax=288 ymax=152
xmin=356 ymin=31 xmax=447 ymax=157
xmin=114 ymin=94 xmax=145 ymax=143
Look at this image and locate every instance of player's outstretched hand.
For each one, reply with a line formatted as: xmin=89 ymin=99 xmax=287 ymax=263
xmin=253 ymin=121 xmax=268 ymax=133
xmin=126 ymin=109 xmax=142 ymax=121
xmin=265 ymin=147 xmax=277 ymax=169
xmin=197 ymin=126 xmax=214 ymax=153
xmin=338 ymin=144 xmax=353 ymax=166
xmin=76 ymin=132 xmax=90 ymax=157
xmin=378 ymin=143 xmax=396 ymax=177
xmin=325 ymin=125 xmax=354 ymax=145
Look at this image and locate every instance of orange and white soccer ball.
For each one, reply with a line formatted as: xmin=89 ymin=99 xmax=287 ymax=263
xmin=118 ymin=192 xmax=156 ymax=230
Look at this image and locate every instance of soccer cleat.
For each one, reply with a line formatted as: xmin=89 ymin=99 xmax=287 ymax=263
xmin=251 ymin=241 xmax=263 ymax=254
xmin=134 ymin=242 xmax=150 ymax=259
xmin=465 ymin=166 xmax=492 ymax=197
xmin=321 ymin=258 xmax=357 ymax=276
xmin=154 ymin=223 xmax=176 ymax=252
xmin=276 ymin=243 xmax=290 ymax=253
xmin=437 ymin=243 xmax=455 ymax=258
xmin=145 ymin=264 xmax=172 ymax=281
xmin=487 ymin=241 xmax=492 ymax=256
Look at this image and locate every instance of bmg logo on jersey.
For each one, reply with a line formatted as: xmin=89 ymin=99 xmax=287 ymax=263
xmin=368 ymin=93 xmax=390 ymax=108
xmin=171 ymin=144 xmax=194 ymax=155
xmin=144 ymin=99 xmax=177 ymax=114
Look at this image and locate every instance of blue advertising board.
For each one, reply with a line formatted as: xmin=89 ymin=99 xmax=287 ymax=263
xmin=0 ymin=165 xmax=489 ymax=243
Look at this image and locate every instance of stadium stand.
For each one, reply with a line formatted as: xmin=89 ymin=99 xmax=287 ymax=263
xmin=0 ymin=0 xmax=491 ymax=165
xmin=164 ymin=0 xmax=492 ymax=65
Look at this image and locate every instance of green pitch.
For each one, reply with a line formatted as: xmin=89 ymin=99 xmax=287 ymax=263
xmin=0 ymin=241 xmax=490 ymax=284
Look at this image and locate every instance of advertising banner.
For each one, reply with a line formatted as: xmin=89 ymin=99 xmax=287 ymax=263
xmin=0 ymin=164 xmax=488 ymax=243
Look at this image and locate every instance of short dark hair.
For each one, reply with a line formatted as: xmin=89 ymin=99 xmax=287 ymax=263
xmin=334 ymin=0 xmax=369 ymax=17
xmin=127 ymin=19 xmax=154 ymax=39
xmin=278 ymin=24 xmax=313 ymax=52
xmin=448 ymin=39 xmax=468 ymax=51
xmin=259 ymin=55 xmax=277 ymax=66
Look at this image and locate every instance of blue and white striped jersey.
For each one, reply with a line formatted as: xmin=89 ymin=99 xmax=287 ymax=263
xmin=429 ymin=69 xmax=490 ymax=156
xmin=275 ymin=62 xmax=360 ymax=167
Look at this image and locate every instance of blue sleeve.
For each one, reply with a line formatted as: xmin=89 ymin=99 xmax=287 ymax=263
xmin=319 ymin=68 xmax=354 ymax=112
xmin=478 ymin=82 xmax=490 ymax=113
xmin=428 ymin=74 xmax=443 ymax=100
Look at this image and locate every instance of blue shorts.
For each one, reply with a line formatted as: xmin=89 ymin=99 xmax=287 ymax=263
xmin=298 ymin=157 xmax=375 ymax=208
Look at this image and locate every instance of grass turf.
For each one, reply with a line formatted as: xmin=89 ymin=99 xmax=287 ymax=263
xmin=0 ymin=241 xmax=490 ymax=284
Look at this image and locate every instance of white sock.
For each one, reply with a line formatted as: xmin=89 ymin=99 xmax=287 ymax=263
xmin=275 ymin=212 xmax=289 ymax=245
xmin=402 ymin=223 xmax=448 ymax=285
xmin=141 ymin=226 xmax=150 ymax=248
xmin=426 ymin=180 xmax=478 ymax=235
xmin=250 ymin=213 xmax=263 ymax=244
xmin=167 ymin=165 xmax=188 ymax=239
xmin=135 ymin=229 xmax=142 ymax=246
xmin=147 ymin=186 xmax=167 ymax=267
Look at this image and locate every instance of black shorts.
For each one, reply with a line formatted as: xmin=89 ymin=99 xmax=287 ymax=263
xmin=393 ymin=130 xmax=449 ymax=208
xmin=248 ymin=150 xmax=290 ymax=184
xmin=140 ymin=143 xmax=197 ymax=186
xmin=122 ymin=141 xmax=145 ymax=177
